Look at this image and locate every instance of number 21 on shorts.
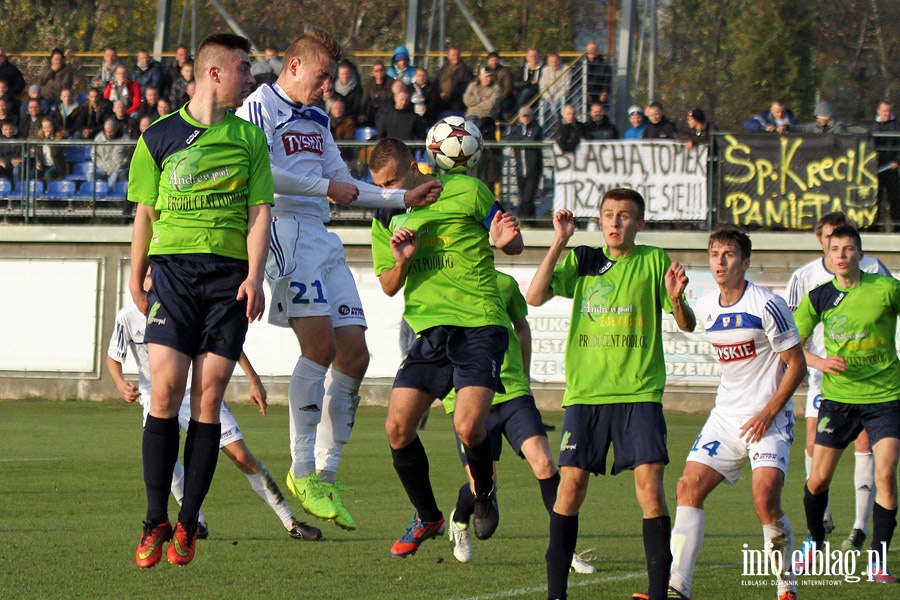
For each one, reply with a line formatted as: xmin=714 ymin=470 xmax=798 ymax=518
xmin=290 ymin=280 xmax=327 ymax=304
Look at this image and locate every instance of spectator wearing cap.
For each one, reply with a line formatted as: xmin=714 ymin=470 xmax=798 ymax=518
xmin=504 ymin=105 xmax=544 ymax=218
xmin=20 ymin=84 xmax=50 ymax=120
xmin=0 ymin=48 xmax=26 ymax=99
xmin=387 ymin=46 xmax=416 ymax=87
xmin=464 ymin=66 xmax=500 ymax=122
xmin=555 ymin=103 xmax=584 ymax=152
xmin=792 ymin=101 xmax=847 ymax=134
xmin=624 ymin=105 xmax=647 ymax=139
xmin=681 ymin=108 xmax=713 ymax=150
xmin=486 ymin=51 xmax=515 ymax=120
xmin=38 ymin=48 xmax=73 ymax=104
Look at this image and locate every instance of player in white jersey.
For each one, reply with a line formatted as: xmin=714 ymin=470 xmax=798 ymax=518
xmin=234 ymin=26 xmax=441 ymax=530
xmin=107 ymin=275 xmax=323 ymax=542
xmin=785 ymin=212 xmax=891 ymax=552
xmin=664 ymin=229 xmax=806 ymax=600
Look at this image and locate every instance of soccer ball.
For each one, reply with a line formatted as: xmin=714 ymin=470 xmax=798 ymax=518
xmin=425 ymin=116 xmax=483 ymax=173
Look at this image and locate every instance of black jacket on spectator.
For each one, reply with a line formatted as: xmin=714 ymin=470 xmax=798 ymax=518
xmin=72 ymin=99 xmax=112 ymax=139
xmin=583 ymin=116 xmax=619 ymax=140
xmin=556 ymin=121 xmax=584 ymax=153
xmin=643 ymin=117 xmax=679 ymax=139
xmin=377 ymin=105 xmax=427 ymax=141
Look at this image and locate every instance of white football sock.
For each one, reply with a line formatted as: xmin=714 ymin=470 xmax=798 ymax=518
xmin=288 ymin=357 xmax=328 ymax=476
xmin=854 ymin=452 xmax=875 ymax=533
xmin=315 ymin=368 xmax=362 ymax=479
xmin=669 ymin=506 xmax=704 ymax=597
xmin=247 ymin=465 xmax=295 ymax=529
xmin=763 ymin=516 xmax=795 ymax=594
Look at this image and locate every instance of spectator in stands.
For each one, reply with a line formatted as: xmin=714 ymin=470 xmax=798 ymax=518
xmin=20 ymin=85 xmax=50 ymax=120
xmin=155 ymin=97 xmax=172 ymax=119
xmin=575 ymin=41 xmax=612 ymax=107
xmin=682 ymin=107 xmax=712 ymax=150
xmin=250 ymin=45 xmax=283 ymax=87
xmin=624 ymin=105 xmax=647 ymax=139
xmin=21 ymin=98 xmax=45 ymax=140
xmin=555 ymin=104 xmax=584 ymax=153
xmin=134 ymin=86 xmax=160 ymax=123
xmin=185 ymin=80 xmax=196 ymax=104
xmin=0 ymin=119 xmax=23 ymax=184
xmin=361 ymin=61 xmax=394 ymax=127
xmin=0 ymin=98 xmax=18 ymax=129
xmin=485 ymin=51 xmax=515 ymax=121
xmin=93 ymin=46 xmax=123 ymax=89
xmin=0 ymin=48 xmax=26 ymax=99
xmin=642 ymin=101 xmax=678 ymax=139
xmin=538 ymin=53 xmax=568 ymax=123
xmin=410 ymin=67 xmax=433 ymax=124
xmin=871 ymin=100 xmax=900 ymax=231
xmin=333 ymin=63 xmax=362 ymax=123
xmin=464 ymin=66 xmax=500 ymax=123
xmin=73 ymin=87 xmax=112 ymax=140
xmin=34 ymin=116 xmax=66 ymax=188
xmin=38 ymin=48 xmax=73 ymax=104
xmin=168 ymin=61 xmax=194 ymax=109
xmin=105 ymin=65 xmax=142 ymax=117
xmin=163 ymin=45 xmax=192 ymax=98
xmin=132 ymin=50 xmax=165 ymax=95
xmin=328 ymin=99 xmax=357 ymax=162
xmin=378 ymin=89 xmax=427 ymax=141
xmin=137 ymin=114 xmax=153 ymax=136
xmin=387 ymin=46 xmax=416 ymax=87
xmin=792 ymin=101 xmax=847 ymax=134
xmin=90 ymin=118 xmax=131 ymax=209
xmin=505 ymin=105 xmax=544 ymax=219
xmin=433 ymin=46 xmax=474 ymax=116
xmin=743 ymin=99 xmax=796 ymax=134
xmin=515 ymin=48 xmax=543 ymax=111
xmin=51 ymin=88 xmax=80 ymax=137
xmin=0 ymin=80 xmax=19 ymax=118
xmin=111 ymin=100 xmax=138 ymax=139
xmin=583 ymin=101 xmax=619 ymax=140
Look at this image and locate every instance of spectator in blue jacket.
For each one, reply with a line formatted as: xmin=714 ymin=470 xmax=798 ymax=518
xmin=743 ymin=99 xmax=796 ymax=134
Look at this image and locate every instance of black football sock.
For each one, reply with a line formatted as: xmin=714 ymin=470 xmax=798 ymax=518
xmin=142 ymin=415 xmax=179 ymax=524
xmin=538 ymin=471 xmax=561 ymax=515
xmin=871 ymin=502 xmax=898 ymax=556
xmin=546 ymin=511 xmax=578 ymax=600
xmin=178 ymin=419 xmax=221 ymax=527
xmin=454 ymin=482 xmax=475 ymax=523
xmin=462 ymin=436 xmax=494 ymax=495
xmin=643 ymin=516 xmax=672 ymax=600
xmin=391 ymin=436 xmax=441 ymax=522
xmin=803 ymin=484 xmax=830 ymax=545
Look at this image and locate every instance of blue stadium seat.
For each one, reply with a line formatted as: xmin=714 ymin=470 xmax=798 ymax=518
xmin=66 ymin=161 xmax=94 ymax=182
xmin=355 ymin=127 xmax=377 ymax=141
xmin=76 ymin=180 xmax=108 ymax=198
xmin=14 ymin=180 xmax=44 ymax=197
xmin=0 ymin=178 xmax=11 ymax=197
xmin=108 ymin=180 xmax=128 ymax=200
xmin=65 ymin=145 xmax=91 ymax=164
xmin=46 ymin=180 xmax=76 ymax=199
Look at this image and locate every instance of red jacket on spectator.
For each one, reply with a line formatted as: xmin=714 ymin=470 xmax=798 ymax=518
xmin=104 ymin=79 xmax=141 ymax=116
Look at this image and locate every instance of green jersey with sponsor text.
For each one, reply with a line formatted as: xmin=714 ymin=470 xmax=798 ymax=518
xmin=371 ymin=173 xmax=506 ymax=333
xmin=794 ymin=272 xmax=900 ymax=404
xmin=128 ymin=106 xmax=274 ymax=260
xmin=551 ymin=244 xmax=675 ymax=406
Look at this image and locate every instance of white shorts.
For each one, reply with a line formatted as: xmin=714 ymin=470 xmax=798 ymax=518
xmin=804 ymin=369 xmax=823 ymax=419
xmin=141 ymin=393 xmax=244 ymax=449
xmin=686 ymin=407 xmax=794 ymax=485
xmin=266 ymin=216 xmax=367 ymax=329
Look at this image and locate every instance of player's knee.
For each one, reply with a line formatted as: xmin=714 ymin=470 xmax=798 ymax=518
xmin=385 ymin=417 xmax=415 ymax=448
xmin=302 ymin=338 xmax=338 ymax=366
xmin=455 ymin=422 xmax=485 ymax=448
xmin=873 ymin=463 xmax=898 ymax=492
xmin=675 ymin=476 xmax=699 ymax=506
xmin=530 ymin=455 xmax=556 ymax=479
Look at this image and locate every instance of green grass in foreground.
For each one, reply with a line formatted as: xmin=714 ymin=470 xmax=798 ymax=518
xmin=0 ymin=400 xmax=895 ymax=599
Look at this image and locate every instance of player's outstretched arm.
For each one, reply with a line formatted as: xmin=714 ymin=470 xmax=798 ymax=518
xmin=379 ymin=227 xmax=419 ymax=296
xmin=666 ymin=261 xmax=696 ymax=332
xmin=238 ymin=351 xmax=267 ymax=416
xmin=403 ymin=179 xmax=442 ymax=207
xmin=739 ymin=343 xmax=806 ymax=443
xmin=526 ymin=209 xmax=574 ymax=306
xmin=129 ymin=203 xmax=159 ymax=315
xmin=106 ymin=355 xmax=139 ymax=403
xmin=490 ymin=211 xmax=524 ymax=255
xmin=237 ymin=203 xmax=272 ymax=322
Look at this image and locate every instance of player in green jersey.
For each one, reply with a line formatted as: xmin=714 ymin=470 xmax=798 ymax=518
xmin=129 ymin=33 xmax=273 ymax=569
xmin=793 ymin=225 xmax=900 ymax=583
xmin=526 ymin=190 xmax=696 ymax=600
xmin=368 ymin=138 xmax=523 ymax=558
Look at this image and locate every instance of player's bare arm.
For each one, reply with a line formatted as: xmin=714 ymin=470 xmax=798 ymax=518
xmin=327 ymin=180 xmax=360 ymax=206
xmin=799 ymin=336 xmax=847 ymax=374
xmin=739 ymin=343 xmax=806 ymax=443
xmin=490 ymin=211 xmax=524 ymax=254
xmin=237 ymin=203 xmax=272 ymax=322
xmin=129 ymin=203 xmax=159 ymax=314
xmin=238 ymin=351 xmax=267 ymax=416
xmin=106 ymin=355 xmax=140 ymax=403
xmin=403 ymin=179 xmax=442 ymax=207
xmin=526 ymin=209 xmax=575 ymax=306
xmin=666 ymin=261 xmax=696 ymax=332
xmin=379 ymin=227 xmax=418 ymax=296
xmin=513 ymin=317 xmax=532 ymax=382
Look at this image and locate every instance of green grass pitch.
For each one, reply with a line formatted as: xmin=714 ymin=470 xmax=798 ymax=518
xmin=0 ymin=399 xmax=894 ymax=599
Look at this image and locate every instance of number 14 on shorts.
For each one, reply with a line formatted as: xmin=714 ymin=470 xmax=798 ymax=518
xmin=691 ymin=434 xmax=721 ymax=457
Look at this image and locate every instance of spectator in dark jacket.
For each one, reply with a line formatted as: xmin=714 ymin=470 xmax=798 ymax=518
xmin=871 ymin=100 xmax=900 ymax=229
xmin=37 ymin=49 xmax=73 ymax=104
xmin=378 ymin=89 xmax=427 ymax=141
xmin=681 ymin=107 xmax=712 ymax=150
xmin=555 ymin=104 xmax=584 ymax=152
xmin=432 ymin=46 xmax=474 ymax=116
xmin=133 ymin=50 xmax=165 ymax=95
xmin=583 ymin=102 xmax=619 ymax=140
xmin=0 ymin=48 xmax=26 ymax=99
xmin=642 ymin=101 xmax=678 ymax=139
xmin=505 ymin=105 xmax=544 ymax=218
xmin=361 ymin=62 xmax=394 ymax=126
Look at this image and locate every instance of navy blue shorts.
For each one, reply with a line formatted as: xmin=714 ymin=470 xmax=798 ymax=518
xmin=558 ymin=402 xmax=669 ymax=475
xmin=455 ymin=395 xmax=547 ymax=465
xmin=393 ymin=325 xmax=508 ymax=399
xmin=815 ymin=399 xmax=900 ymax=449
xmin=145 ymin=254 xmax=249 ymax=361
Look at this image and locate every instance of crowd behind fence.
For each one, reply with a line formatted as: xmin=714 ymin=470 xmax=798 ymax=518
xmin=2 ymin=132 xmax=899 ymax=231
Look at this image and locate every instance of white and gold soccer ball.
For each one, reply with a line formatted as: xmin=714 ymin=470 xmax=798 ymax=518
xmin=425 ymin=116 xmax=483 ymax=173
